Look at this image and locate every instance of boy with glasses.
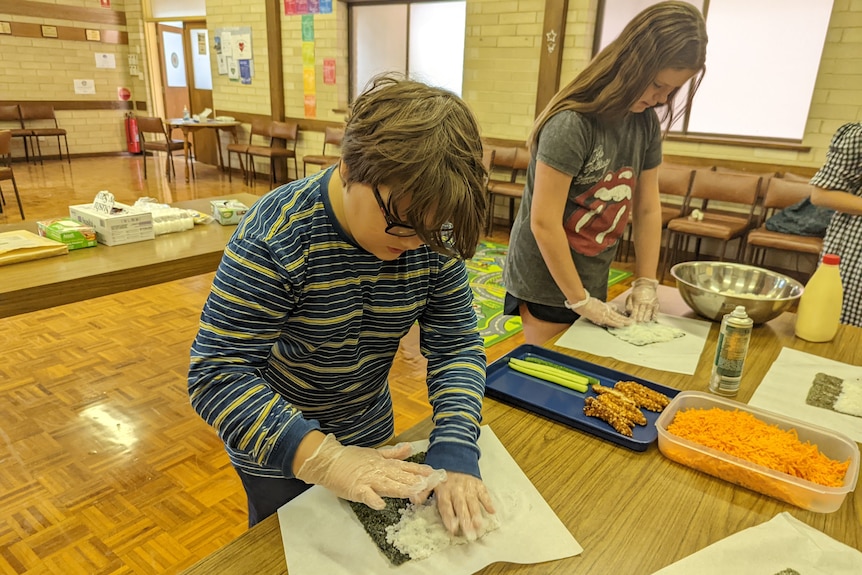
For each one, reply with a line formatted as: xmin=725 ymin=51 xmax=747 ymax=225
xmin=189 ymin=75 xmax=494 ymax=540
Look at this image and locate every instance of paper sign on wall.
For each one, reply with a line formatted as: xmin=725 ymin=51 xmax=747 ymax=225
xmin=74 ymin=79 xmax=96 ymax=95
xmin=233 ymin=34 xmax=252 ymax=60
xmin=95 ymin=53 xmax=116 ymax=69
xmin=323 ymin=58 xmax=335 ymax=85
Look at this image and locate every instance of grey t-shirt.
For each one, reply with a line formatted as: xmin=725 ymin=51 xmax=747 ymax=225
xmin=504 ymin=109 xmax=662 ymax=306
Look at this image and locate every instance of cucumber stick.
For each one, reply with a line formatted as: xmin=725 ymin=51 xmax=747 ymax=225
xmin=508 ymin=357 xmax=589 ymax=392
xmin=522 ymin=355 xmax=600 ymax=386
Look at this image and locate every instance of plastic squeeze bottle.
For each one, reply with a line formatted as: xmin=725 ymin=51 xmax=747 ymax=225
xmin=795 ymin=253 xmax=843 ymax=342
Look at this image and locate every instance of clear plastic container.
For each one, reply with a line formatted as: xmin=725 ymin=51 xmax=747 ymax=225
xmin=655 ymin=391 xmax=859 ymax=513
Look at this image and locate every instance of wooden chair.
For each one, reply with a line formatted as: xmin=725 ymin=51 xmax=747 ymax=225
xmin=136 ymin=116 xmax=192 ymax=182
xmin=226 ymin=118 xmax=270 ymax=185
xmin=618 ymin=162 xmax=695 ymax=262
xmin=20 ymin=103 xmax=70 ymax=165
xmin=744 ymin=177 xmax=823 ymax=267
xmin=0 ymin=131 xmax=25 ymax=219
xmin=0 ymin=105 xmax=33 ymax=164
xmin=302 ymin=126 xmax=344 ymax=177
xmin=486 ymin=145 xmax=530 ymax=235
xmin=661 ymin=169 xmax=764 ymax=279
xmin=247 ymin=120 xmax=299 ymax=188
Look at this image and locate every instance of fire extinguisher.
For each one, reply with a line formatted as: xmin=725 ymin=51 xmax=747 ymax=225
xmin=125 ymin=112 xmax=141 ymax=154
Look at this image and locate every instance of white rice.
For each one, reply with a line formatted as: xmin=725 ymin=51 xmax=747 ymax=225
xmin=607 ymin=322 xmax=686 ymax=346
xmin=384 ymin=490 xmax=524 ymax=561
xmin=833 ymin=378 xmax=862 ymax=418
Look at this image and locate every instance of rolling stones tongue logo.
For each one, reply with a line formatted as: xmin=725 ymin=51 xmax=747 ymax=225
xmin=564 ymin=168 xmax=634 ymax=256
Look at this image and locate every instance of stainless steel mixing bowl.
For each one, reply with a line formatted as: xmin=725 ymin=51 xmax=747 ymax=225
xmin=670 ymin=261 xmax=804 ymax=324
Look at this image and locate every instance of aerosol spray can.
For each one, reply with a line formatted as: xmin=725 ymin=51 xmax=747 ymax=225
xmin=709 ymin=305 xmax=753 ymax=397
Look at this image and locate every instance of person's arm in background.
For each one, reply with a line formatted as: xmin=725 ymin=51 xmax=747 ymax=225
xmin=809 ymin=122 xmax=862 ymax=215
xmin=810 ymin=187 xmax=862 ymax=215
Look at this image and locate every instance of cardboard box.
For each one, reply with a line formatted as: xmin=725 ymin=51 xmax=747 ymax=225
xmin=69 ymin=202 xmax=155 ymax=246
xmin=36 ymin=217 xmax=98 ymax=250
xmin=211 ymin=200 xmax=249 ymax=225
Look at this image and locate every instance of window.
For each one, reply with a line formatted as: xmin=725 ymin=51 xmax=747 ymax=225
xmin=596 ymin=0 xmax=834 ymax=141
xmin=349 ymin=1 xmax=466 ymax=99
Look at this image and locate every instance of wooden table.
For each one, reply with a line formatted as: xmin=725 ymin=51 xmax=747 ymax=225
xmin=0 ymin=192 xmax=259 ymax=318
xmin=179 ymin=308 xmax=861 ymax=575
xmin=168 ymin=119 xmax=242 ymax=182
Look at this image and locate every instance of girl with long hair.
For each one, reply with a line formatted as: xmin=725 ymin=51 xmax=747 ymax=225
xmin=503 ymin=1 xmax=708 ymax=344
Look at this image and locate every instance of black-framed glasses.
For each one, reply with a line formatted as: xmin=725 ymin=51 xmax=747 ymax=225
xmin=371 ymin=185 xmax=418 ymax=237
xmin=371 ymin=185 xmax=455 ymax=245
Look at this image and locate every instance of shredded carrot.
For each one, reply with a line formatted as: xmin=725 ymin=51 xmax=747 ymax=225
xmin=667 ymin=407 xmax=849 ymax=488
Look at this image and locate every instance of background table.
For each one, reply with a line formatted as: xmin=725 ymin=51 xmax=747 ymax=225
xmin=0 ymin=192 xmax=259 ymax=318
xmin=168 ymin=119 xmax=242 ymax=182
xmin=178 ymin=309 xmax=862 ymax=575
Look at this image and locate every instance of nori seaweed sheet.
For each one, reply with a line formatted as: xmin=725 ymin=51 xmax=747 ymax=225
xmin=805 ymin=372 xmax=843 ymax=409
xmin=347 ymin=451 xmax=427 ymax=566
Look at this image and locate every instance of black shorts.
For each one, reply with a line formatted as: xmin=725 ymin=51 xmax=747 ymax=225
xmin=503 ymin=293 xmax=579 ymax=324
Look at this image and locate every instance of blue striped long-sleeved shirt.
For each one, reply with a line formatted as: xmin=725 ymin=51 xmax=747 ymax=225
xmin=189 ymin=167 xmax=486 ymax=478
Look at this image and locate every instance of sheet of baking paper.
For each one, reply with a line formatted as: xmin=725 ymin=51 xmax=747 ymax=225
xmin=651 ymin=512 xmax=862 ymax=575
xmin=555 ymin=284 xmax=712 ymax=375
xmin=277 ymin=426 xmax=582 ymax=575
xmin=749 ymin=347 xmax=862 ymax=442
xmin=555 ymin=313 xmax=711 ymax=375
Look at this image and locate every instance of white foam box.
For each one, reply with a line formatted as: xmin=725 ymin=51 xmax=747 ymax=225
xmin=69 ymin=202 xmax=155 ymax=246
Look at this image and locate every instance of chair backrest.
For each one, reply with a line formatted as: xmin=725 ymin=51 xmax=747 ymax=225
xmin=136 ymin=116 xmax=168 ymax=142
xmin=247 ymin=118 xmax=272 ymax=144
xmin=323 ymin=126 xmax=344 ymax=150
xmin=762 ymin=177 xmax=813 ymax=210
xmin=270 ymin=121 xmax=298 ymax=143
xmin=687 ymin=169 xmax=763 ymax=220
xmin=489 ymin=146 xmax=517 ymax=171
xmin=781 ymin=171 xmax=811 ymax=183
xmin=512 ymin=146 xmax=530 ymax=173
xmin=688 ymin=170 xmax=761 ymax=203
xmin=20 ymin=104 xmax=58 ymax=126
xmin=481 ymin=148 xmax=495 ymax=186
xmin=0 ymin=130 xmax=11 ymax=156
xmin=0 ymin=131 xmax=11 ymax=173
xmin=658 ymin=163 xmax=694 ymax=199
xmin=489 ymin=146 xmax=529 ymax=183
xmin=0 ymin=105 xmax=24 ymax=127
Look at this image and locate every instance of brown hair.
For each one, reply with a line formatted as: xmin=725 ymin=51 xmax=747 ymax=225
xmin=341 ymin=75 xmax=487 ymax=259
xmin=529 ymin=0 xmax=707 ymax=150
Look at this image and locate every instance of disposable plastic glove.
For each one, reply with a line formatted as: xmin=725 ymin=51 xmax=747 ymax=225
xmin=626 ymin=277 xmax=660 ymax=323
xmin=410 ymin=471 xmax=495 ymax=540
xmin=566 ymin=291 xmax=633 ymax=328
xmin=295 ymin=434 xmax=446 ymax=510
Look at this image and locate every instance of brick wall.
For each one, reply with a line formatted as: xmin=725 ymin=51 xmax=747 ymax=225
xmin=2 ymin=0 xmax=858 ymax=169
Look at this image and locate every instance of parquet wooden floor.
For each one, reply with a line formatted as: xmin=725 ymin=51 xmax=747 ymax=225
xmin=0 ymin=155 xmax=637 ymax=574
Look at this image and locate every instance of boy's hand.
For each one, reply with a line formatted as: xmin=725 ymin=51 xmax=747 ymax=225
xmin=295 ymin=434 xmax=445 ymax=510
xmin=411 ymin=472 xmax=495 ymax=540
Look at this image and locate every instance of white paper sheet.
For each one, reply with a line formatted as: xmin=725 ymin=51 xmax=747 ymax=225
xmin=554 ymin=312 xmax=712 ymax=375
xmin=277 ymin=426 xmax=582 ymax=575
xmin=651 ymin=512 xmax=862 ymax=575
xmin=749 ymin=347 xmax=862 ymax=442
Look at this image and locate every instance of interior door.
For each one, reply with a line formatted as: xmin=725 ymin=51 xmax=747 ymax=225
xmin=157 ymin=24 xmax=191 ymax=123
xmin=185 ymin=22 xmax=217 ymax=166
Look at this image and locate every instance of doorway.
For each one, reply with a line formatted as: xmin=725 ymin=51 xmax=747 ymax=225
xmin=155 ymin=21 xmax=217 ymax=166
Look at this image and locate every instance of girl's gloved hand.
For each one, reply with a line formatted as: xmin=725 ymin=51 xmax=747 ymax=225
xmin=626 ymin=277 xmax=660 ymax=323
xmin=296 ymin=434 xmax=446 ymax=510
xmin=566 ymin=291 xmax=633 ymax=328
